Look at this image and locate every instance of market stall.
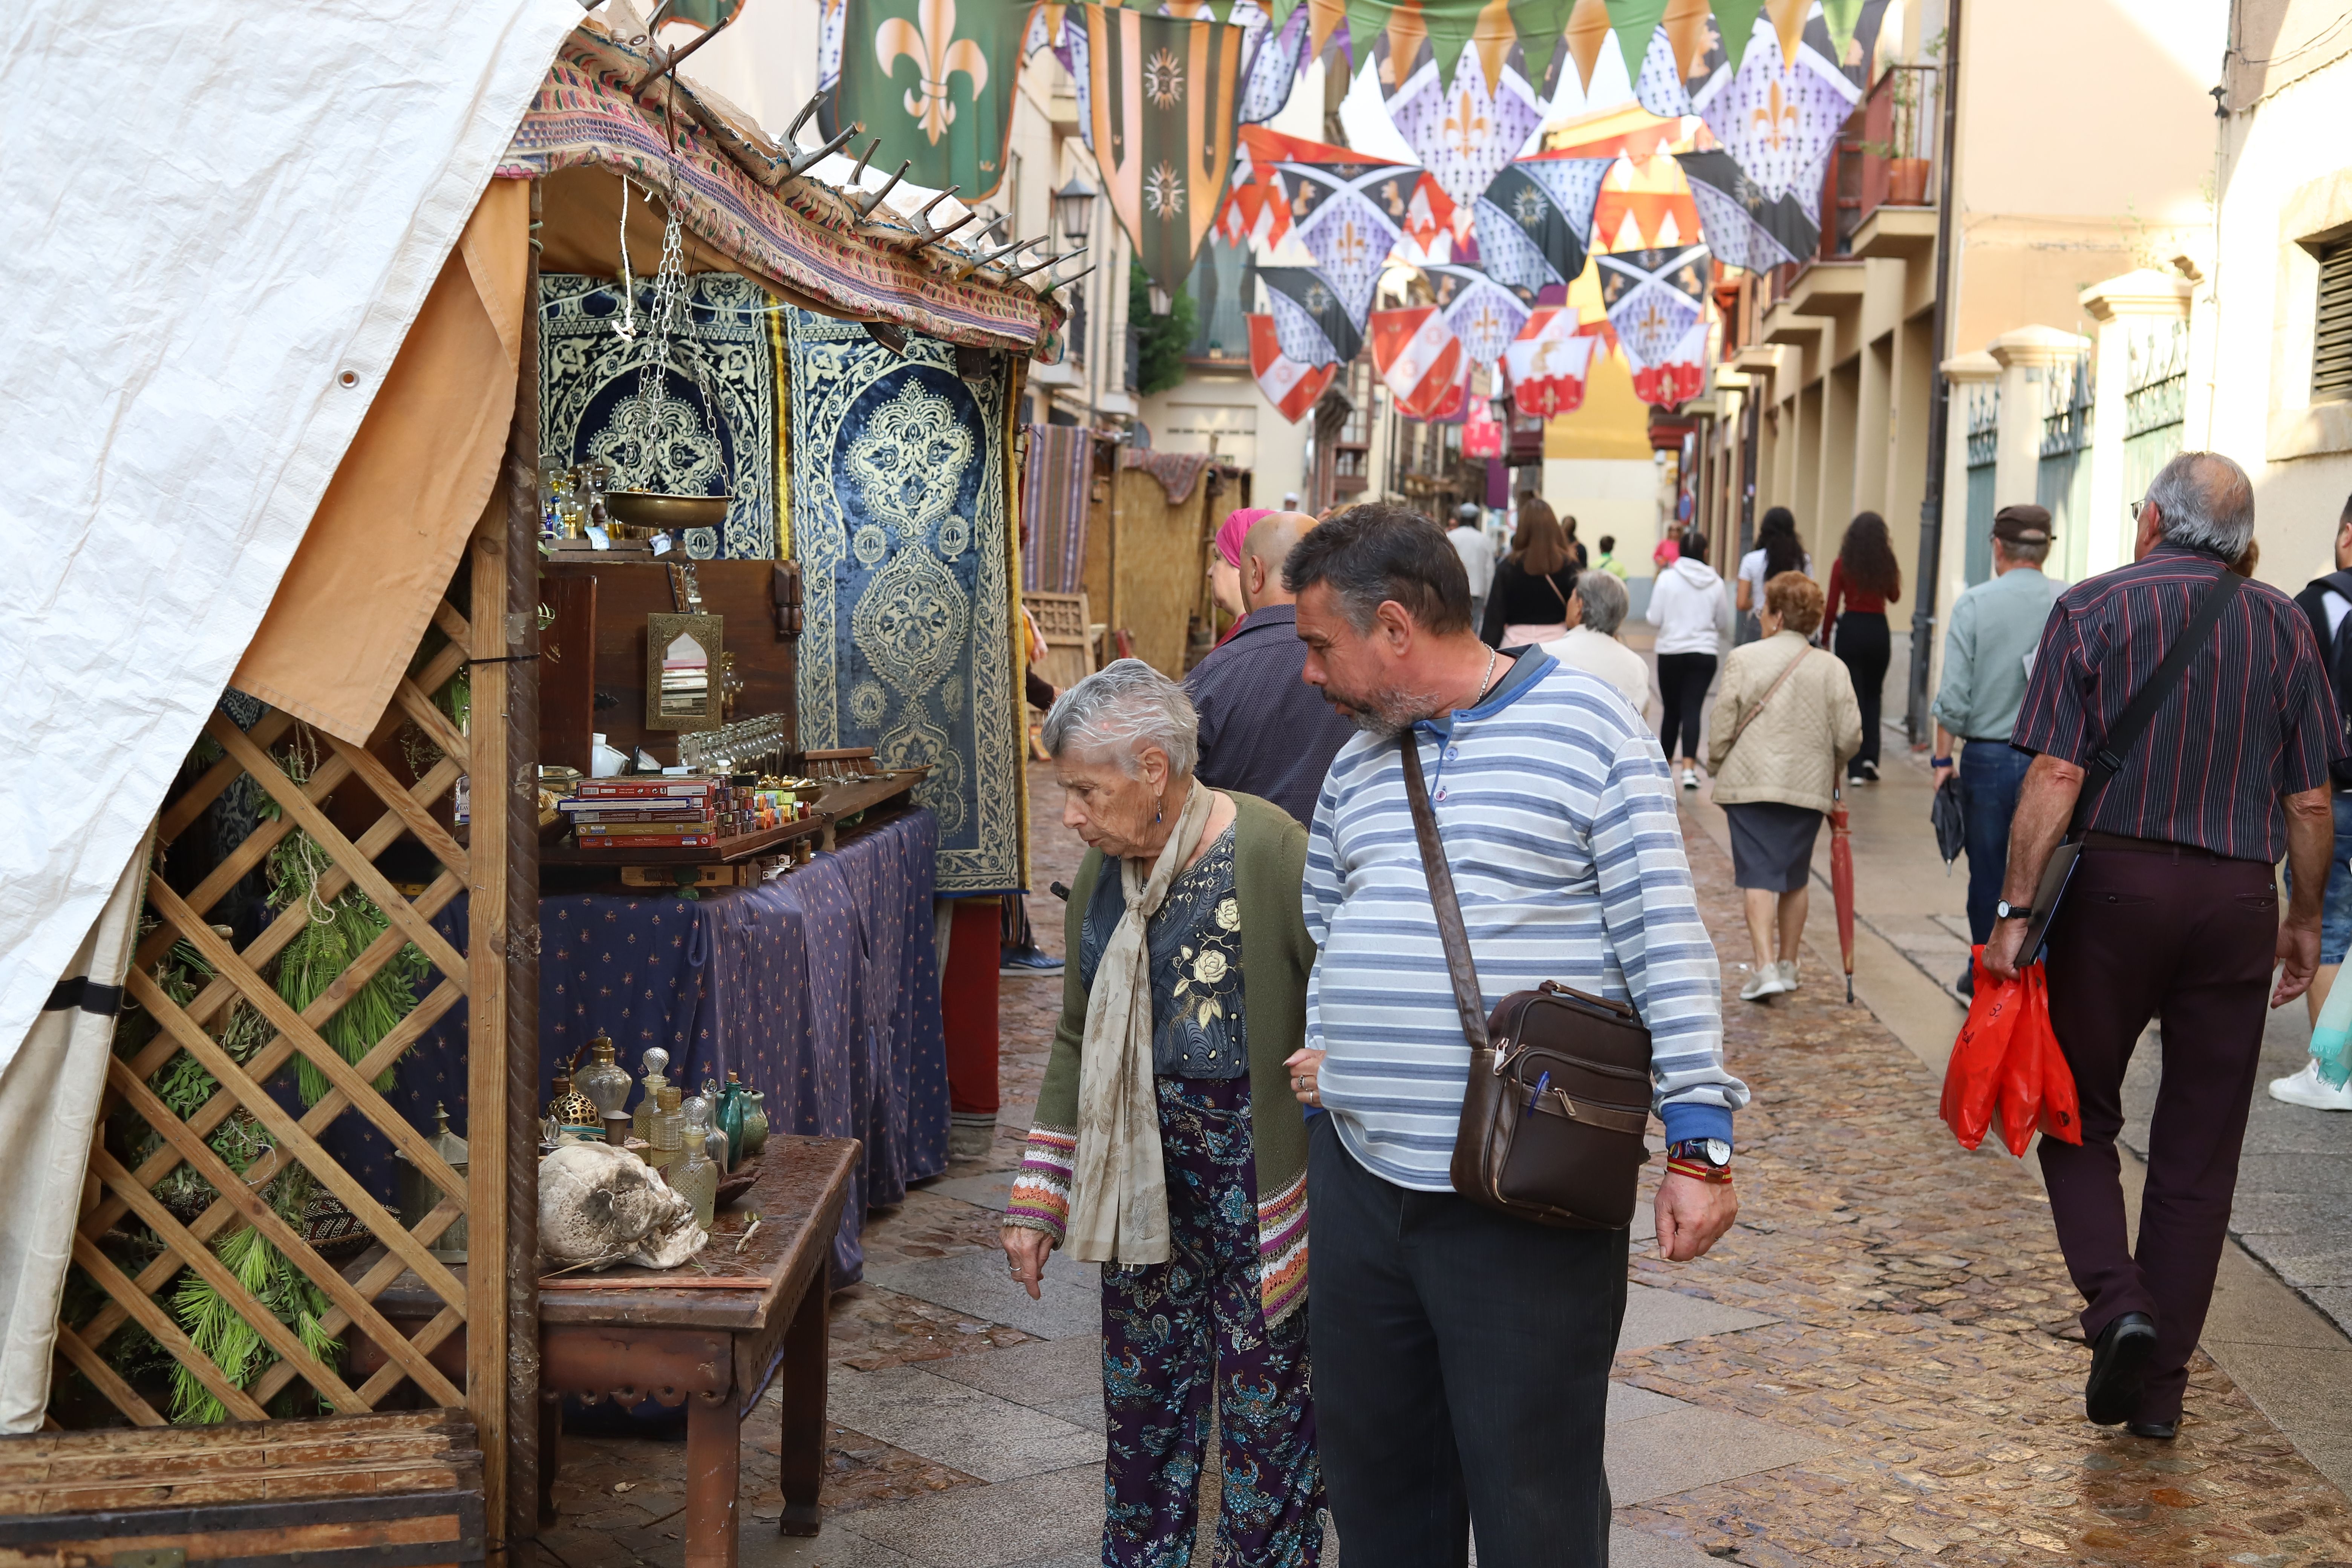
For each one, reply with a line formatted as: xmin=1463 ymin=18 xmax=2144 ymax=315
xmin=10 ymin=6 xmax=1063 ymax=1560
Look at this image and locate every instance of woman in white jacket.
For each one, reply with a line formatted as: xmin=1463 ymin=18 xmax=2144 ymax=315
xmin=1645 ymin=530 xmax=1734 ymax=790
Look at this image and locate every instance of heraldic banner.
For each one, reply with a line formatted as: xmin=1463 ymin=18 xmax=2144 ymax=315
xmin=835 ymin=0 xmax=1037 ymax=200
xmin=787 ymin=308 xmax=1024 ymax=895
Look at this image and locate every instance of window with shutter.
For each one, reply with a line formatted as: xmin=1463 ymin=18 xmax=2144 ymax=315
xmin=2316 ymin=239 xmax=2352 ymax=403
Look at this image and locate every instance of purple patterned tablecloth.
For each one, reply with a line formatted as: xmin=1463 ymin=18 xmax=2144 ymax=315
xmin=357 ymin=810 xmax=951 ymax=1283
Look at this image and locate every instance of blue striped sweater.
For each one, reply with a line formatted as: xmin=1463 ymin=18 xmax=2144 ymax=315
xmin=1304 ymin=649 xmax=1749 ymax=1191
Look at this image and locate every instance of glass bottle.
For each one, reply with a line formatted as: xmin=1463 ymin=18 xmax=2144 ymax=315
xmin=649 ymin=1083 xmax=684 ymax=1175
xmin=577 ymin=1035 xmax=632 ymax=1144
xmin=717 ymin=1071 xmax=748 ymax=1170
xmin=673 ymin=1125 xmax=724 ymax=1231
xmin=740 ymin=1089 xmax=769 ymax=1160
xmin=634 ymin=1048 xmax=671 ymax=1149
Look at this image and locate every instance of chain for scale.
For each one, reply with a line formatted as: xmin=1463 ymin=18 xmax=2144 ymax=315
xmin=612 ymin=171 xmax=724 ymax=477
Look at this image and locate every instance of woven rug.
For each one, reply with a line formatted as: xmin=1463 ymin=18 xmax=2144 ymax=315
xmin=1020 ymin=423 xmax=1093 ymax=594
xmin=539 ymin=271 xmax=784 ymax=560
xmin=787 ymin=308 xmax=1023 ymax=894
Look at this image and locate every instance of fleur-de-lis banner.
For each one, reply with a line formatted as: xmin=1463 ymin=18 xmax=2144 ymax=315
xmin=1258 ymin=265 xmax=1363 ymax=364
xmin=835 ymin=0 xmax=1039 ymax=201
xmin=1674 ymin=147 xmax=1815 ymax=272
xmin=1375 ymin=24 xmax=1545 ymax=245
xmin=1084 ymin=4 xmax=1246 ymax=299
xmin=1684 ymin=2 xmax=1882 ymax=225
xmin=1594 ymin=242 xmax=1709 ymax=377
xmin=1475 ymin=154 xmax=1611 ymax=306
xmin=1273 ymin=156 xmax=1419 ymax=328
xmin=1421 ymin=262 xmax=1530 ymax=369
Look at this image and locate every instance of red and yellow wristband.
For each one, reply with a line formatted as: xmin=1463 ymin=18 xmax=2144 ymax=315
xmin=1664 ymin=1156 xmax=1733 ymax=1186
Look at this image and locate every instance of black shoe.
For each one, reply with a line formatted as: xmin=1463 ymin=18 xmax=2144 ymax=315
xmin=2086 ymin=1312 xmax=2158 ymax=1426
xmin=2127 ymin=1419 xmax=2177 ymax=1441
xmin=1859 ymin=759 xmax=1880 ymax=782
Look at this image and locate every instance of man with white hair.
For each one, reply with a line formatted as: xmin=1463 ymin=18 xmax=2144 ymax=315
xmin=1987 ymin=451 xmax=2343 ymax=1442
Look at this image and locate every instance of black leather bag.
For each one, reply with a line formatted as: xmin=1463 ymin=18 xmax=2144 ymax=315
xmin=1398 ymin=733 xmax=1653 ymax=1229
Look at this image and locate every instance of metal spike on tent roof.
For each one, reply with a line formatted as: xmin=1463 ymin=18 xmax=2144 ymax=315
xmin=1043 ymin=262 xmax=1098 ymax=300
xmin=1005 ymin=246 xmax=1083 ymax=283
xmin=846 ymin=160 xmax=911 ymax=219
xmin=781 ymin=89 xmax=857 ymax=177
xmin=946 ymin=236 xmax=1037 ymax=283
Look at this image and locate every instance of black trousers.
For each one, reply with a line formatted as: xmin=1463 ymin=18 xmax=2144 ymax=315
xmin=1308 ymin=1115 xmax=1626 ymax=1568
xmin=1655 ymin=652 xmax=1716 ymax=764
xmin=2038 ymin=840 xmax=2276 ymax=1424
xmin=1832 ymin=611 xmax=1889 ymax=770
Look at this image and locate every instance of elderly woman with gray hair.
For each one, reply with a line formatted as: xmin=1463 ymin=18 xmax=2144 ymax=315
xmin=1001 ymin=658 xmax=1324 ymax=1565
xmin=1540 ymin=565 xmax=1653 ymax=717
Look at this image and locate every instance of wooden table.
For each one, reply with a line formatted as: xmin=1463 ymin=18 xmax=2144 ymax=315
xmin=349 ymin=1135 xmax=859 ymax=1568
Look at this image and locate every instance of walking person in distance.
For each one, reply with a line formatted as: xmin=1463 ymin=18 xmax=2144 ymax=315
xmin=2272 ymin=492 xmax=2352 ymax=1109
xmin=1447 ymin=501 xmax=1496 ymax=635
xmin=1822 ymin=511 xmax=1901 ymax=784
xmin=1280 ymin=504 xmax=1747 ymax=1568
xmin=1736 ymin=506 xmax=1810 ymax=645
xmin=1648 ymin=529 xmax=1733 ymax=790
xmin=1541 ymin=566 xmax=1652 ymax=716
xmin=1479 ymin=496 xmax=1578 ymax=647
xmin=1707 ymin=572 xmax=1861 ymax=1001
xmin=1986 ymin=453 xmax=2341 ymax=1441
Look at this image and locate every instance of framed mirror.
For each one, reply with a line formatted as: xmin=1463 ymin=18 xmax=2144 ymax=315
xmin=645 ymin=611 xmax=724 ymax=732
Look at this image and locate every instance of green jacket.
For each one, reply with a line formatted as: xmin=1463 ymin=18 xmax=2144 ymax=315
xmin=1004 ymin=790 xmax=1315 ymax=1323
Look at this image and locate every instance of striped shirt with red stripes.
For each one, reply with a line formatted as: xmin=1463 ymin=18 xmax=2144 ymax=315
xmin=2011 ymin=543 xmax=2346 ymax=862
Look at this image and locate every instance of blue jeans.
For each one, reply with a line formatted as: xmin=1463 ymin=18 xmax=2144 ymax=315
xmin=1958 ymin=740 xmax=2034 ymax=948
xmin=2283 ymin=791 xmax=2352 ymax=966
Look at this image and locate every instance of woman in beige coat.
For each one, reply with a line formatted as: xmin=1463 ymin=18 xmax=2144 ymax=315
xmin=1707 ymin=572 xmax=1863 ymax=1001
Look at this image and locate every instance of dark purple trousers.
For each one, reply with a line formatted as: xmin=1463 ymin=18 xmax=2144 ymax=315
xmin=2038 ymin=838 xmax=2279 ymax=1425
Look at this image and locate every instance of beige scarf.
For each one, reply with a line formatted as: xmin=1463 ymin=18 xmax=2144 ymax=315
xmin=1065 ymin=779 xmax=1215 ymax=1265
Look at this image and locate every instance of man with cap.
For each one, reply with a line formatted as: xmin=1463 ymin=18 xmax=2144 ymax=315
xmin=1930 ymin=503 xmax=2063 ymax=994
xmin=1448 ymin=502 xmax=1496 ymax=635
xmin=1186 ymin=511 xmax=1357 ymax=825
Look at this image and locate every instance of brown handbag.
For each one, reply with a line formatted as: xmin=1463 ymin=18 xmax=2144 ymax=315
xmin=1398 ymin=733 xmax=1655 ymax=1229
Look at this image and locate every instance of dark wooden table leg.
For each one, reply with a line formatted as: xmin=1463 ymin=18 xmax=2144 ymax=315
xmin=539 ymin=1389 xmax=564 ymax=1528
xmin=777 ymin=1279 xmax=829 ymax=1538
xmin=686 ymin=1389 xmax=741 ymax=1568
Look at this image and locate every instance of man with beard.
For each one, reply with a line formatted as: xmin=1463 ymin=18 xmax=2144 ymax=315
xmin=1277 ymin=503 xmax=1748 ymax=1567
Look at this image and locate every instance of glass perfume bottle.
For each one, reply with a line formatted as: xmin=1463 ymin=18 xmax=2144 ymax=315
xmin=716 ymin=1072 xmax=747 ymax=1169
xmin=577 ymin=1034 xmax=633 ymax=1145
xmin=634 ymin=1047 xmax=671 ymax=1149
xmin=740 ymin=1089 xmax=769 ymax=1161
xmin=672 ymin=1126 xmax=723 ymax=1231
xmin=649 ymin=1083 xmax=684 ymax=1175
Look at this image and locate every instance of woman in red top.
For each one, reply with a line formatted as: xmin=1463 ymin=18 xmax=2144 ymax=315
xmin=1824 ymin=511 xmax=1902 ymax=784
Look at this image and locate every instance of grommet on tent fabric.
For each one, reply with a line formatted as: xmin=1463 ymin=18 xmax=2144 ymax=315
xmin=338 ymin=369 xmax=360 ymax=387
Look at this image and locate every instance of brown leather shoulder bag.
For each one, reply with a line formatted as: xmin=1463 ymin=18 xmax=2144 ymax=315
xmin=1398 ymin=732 xmax=1654 ymax=1229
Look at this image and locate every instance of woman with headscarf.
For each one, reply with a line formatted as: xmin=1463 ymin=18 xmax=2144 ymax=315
xmin=1001 ymin=660 xmax=1323 ymax=1565
xmin=1479 ymin=496 xmax=1579 ymax=646
xmin=1207 ymin=507 xmax=1268 ymax=648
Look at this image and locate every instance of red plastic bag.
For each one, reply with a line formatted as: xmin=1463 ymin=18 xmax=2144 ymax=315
xmin=2025 ymin=963 xmax=2081 ymax=1146
xmin=1940 ymin=946 xmax=2023 ymax=1151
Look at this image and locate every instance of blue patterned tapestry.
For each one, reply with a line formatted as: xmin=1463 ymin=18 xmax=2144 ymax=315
xmin=786 ymin=308 xmax=1023 ymax=895
xmin=539 ymin=271 xmax=783 ymax=560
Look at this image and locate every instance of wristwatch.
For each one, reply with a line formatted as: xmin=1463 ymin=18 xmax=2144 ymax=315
xmin=1994 ymin=899 xmax=2034 ymax=922
xmin=1666 ymin=1139 xmax=1732 ymax=1184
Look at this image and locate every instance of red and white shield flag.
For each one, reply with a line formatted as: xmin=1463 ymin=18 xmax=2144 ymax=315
xmin=1505 ymin=306 xmax=1596 ymax=419
xmin=1248 ymin=315 xmax=1337 ymax=424
xmin=1370 ymin=305 xmax=1463 ymax=421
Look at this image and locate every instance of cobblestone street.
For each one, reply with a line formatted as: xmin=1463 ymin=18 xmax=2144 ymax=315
xmin=529 ymin=772 xmax=2352 ymax=1568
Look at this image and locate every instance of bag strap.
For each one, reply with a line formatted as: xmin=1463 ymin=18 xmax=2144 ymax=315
xmin=1724 ymin=643 xmax=1815 ymax=754
xmin=1398 ymin=732 xmax=1491 ymax=1053
xmin=2067 ymin=567 xmax=2243 ymax=835
xmin=1541 ymin=569 xmax=1571 ymax=614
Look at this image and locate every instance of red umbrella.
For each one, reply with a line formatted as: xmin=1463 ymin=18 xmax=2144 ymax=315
xmin=1830 ymin=785 xmax=1856 ymax=1003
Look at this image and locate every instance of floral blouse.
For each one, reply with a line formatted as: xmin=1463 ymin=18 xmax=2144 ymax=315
xmin=1078 ymin=823 xmax=1247 ymax=1078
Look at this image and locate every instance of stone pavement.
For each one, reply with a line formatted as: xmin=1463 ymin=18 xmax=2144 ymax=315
xmin=524 ymin=763 xmax=2352 ymax=1567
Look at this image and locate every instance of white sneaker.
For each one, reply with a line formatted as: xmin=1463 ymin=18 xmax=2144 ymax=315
xmin=1778 ymin=959 xmax=1799 ymax=992
xmin=1739 ymin=966 xmax=1788 ymax=1002
xmin=2268 ymin=1060 xmax=2352 ymax=1110
xmin=1680 ymin=768 xmax=1700 ymax=792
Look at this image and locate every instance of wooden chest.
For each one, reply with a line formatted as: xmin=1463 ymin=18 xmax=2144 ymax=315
xmin=0 ymin=1410 xmax=484 ymax=1567
xmin=539 ymin=559 xmax=802 ymax=776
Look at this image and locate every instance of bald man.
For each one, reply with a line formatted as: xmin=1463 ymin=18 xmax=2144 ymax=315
xmin=1185 ymin=511 xmax=1357 ymax=824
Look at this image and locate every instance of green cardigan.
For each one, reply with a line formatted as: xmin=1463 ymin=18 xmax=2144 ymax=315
xmin=1004 ymin=790 xmax=1315 ymax=1322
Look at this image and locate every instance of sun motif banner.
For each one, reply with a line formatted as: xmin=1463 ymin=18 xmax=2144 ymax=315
xmin=786 ymin=308 xmax=1023 ymax=895
xmin=1258 ymin=266 xmax=1364 ymax=364
xmin=833 ymin=0 xmax=1039 ymax=201
xmin=1675 ymin=147 xmax=1814 ymax=272
xmin=1083 ymin=4 xmax=1246 ymax=298
xmin=1475 ymin=155 xmax=1612 ymax=305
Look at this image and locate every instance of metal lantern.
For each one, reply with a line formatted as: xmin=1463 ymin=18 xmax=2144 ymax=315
xmin=395 ymin=1103 xmax=470 ymax=1263
xmin=1054 ymin=176 xmax=1096 ymax=244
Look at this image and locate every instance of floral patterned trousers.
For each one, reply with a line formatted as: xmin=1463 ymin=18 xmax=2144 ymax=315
xmin=1100 ymin=1076 xmax=1323 ymax=1567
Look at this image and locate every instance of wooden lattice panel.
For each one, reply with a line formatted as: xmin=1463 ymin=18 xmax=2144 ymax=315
xmin=55 ymin=600 xmax=483 ymax=1427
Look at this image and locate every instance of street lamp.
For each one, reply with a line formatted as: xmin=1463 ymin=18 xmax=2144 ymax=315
xmin=1054 ymin=176 xmax=1096 ymax=245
